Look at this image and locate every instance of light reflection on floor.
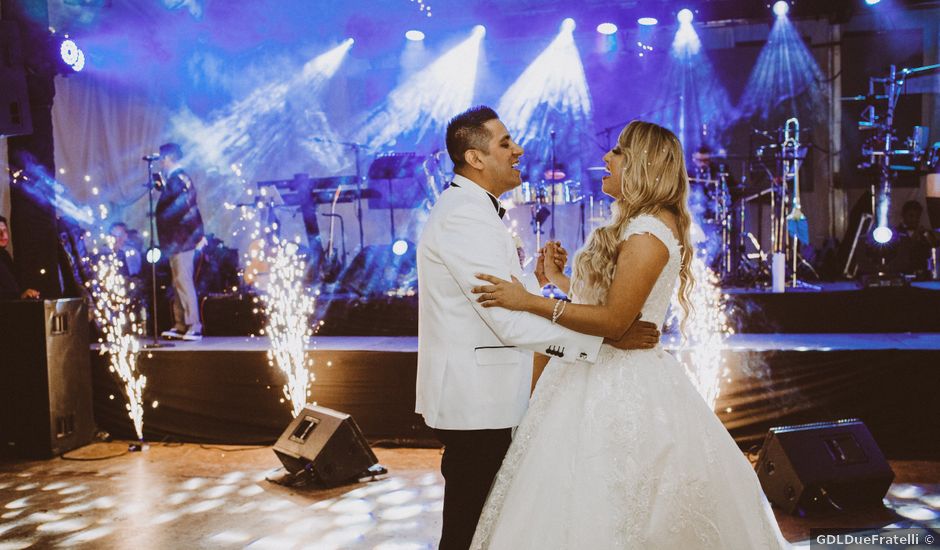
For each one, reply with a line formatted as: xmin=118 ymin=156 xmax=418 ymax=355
xmin=0 ymin=443 xmax=938 ymax=548
xmin=0 ymin=444 xmax=443 ymax=549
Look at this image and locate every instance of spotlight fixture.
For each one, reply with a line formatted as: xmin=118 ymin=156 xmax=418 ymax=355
xmin=596 ymin=22 xmax=617 ymax=35
xmin=146 ymin=247 xmax=162 ymax=264
xmin=472 ymin=24 xmax=486 ymax=37
xmin=637 ymin=17 xmax=659 ymax=26
xmin=865 ymin=0 xmax=881 ymax=4
xmin=392 ymin=239 xmax=409 ymax=256
xmin=59 ymin=38 xmax=85 ymax=72
xmin=677 ymin=8 xmax=694 ymax=24
xmin=872 ymin=226 xmax=893 ymax=244
xmin=561 ymin=17 xmax=576 ymax=32
xmin=405 ymin=29 xmax=425 ymax=41
xmin=772 ymin=1 xmax=789 ymax=16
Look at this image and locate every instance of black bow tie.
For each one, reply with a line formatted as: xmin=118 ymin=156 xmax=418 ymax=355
xmin=449 ymin=182 xmax=505 ymax=219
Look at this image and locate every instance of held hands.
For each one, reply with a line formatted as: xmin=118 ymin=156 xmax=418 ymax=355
xmin=535 ymin=241 xmax=567 ymax=287
xmin=605 ymin=314 xmax=661 ymax=350
xmin=472 ymin=273 xmax=533 ymax=311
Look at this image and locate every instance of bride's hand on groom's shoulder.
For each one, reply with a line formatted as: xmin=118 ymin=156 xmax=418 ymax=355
xmin=472 ymin=273 xmax=534 ymax=311
xmin=605 ymin=314 xmax=661 ymax=350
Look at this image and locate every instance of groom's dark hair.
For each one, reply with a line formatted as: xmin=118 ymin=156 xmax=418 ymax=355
xmin=446 ymin=105 xmax=499 ymax=170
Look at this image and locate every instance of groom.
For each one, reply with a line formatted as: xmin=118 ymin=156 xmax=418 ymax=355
xmin=416 ymin=106 xmax=660 ymax=550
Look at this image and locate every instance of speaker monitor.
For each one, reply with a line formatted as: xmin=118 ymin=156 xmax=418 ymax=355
xmin=756 ymin=419 xmax=894 ymax=515
xmin=0 ymin=21 xmax=33 ymax=138
xmin=0 ymin=298 xmax=96 ymax=458
xmin=273 ymin=405 xmax=378 ymax=487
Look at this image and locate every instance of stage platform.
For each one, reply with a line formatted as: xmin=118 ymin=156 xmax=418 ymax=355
xmin=201 ymin=282 xmax=940 ymax=336
xmin=91 ymin=334 xmax=940 ymax=459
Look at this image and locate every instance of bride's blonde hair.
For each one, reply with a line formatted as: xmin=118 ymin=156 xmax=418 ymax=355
xmin=571 ymin=120 xmax=695 ymax=328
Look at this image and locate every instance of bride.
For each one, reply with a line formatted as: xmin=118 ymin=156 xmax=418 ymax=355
xmin=468 ymin=121 xmax=790 ymax=549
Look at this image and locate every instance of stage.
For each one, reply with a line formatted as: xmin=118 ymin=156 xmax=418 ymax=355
xmin=91 ymin=332 xmax=940 ymax=459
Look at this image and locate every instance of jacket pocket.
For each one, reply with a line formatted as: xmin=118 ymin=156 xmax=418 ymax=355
xmin=474 ymin=346 xmax=521 ymax=366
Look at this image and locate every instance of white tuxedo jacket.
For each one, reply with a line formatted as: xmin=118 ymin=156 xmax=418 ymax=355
xmin=416 ymin=175 xmax=603 ymax=430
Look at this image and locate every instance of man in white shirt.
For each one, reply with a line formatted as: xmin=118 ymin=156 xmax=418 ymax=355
xmin=416 ymin=106 xmax=659 ymax=549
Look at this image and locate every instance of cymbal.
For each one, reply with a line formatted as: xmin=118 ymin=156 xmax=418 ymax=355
xmin=543 ymin=169 xmax=567 ymax=181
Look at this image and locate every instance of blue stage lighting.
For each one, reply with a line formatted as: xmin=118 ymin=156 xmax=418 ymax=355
xmin=865 ymin=0 xmax=881 ymax=4
xmin=405 ymin=30 xmax=425 ymax=41
xmin=872 ymin=226 xmax=893 ymax=244
xmin=596 ymin=22 xmax=617 ymax=35
xmin=773 ymin=1 xmax=789 ymax=16
xmin=392 ymin=239 xmax=409 ymax=256
xmin=561 ymin=18 xmax=576 ymax=32
xmin=637 ymin=17 xmax=659 ymax=26
xmin=146 ymin=247 xmax=162 ymax=264
xmin=473 ymin=24 xmax=486 ymax=37
xmin=677 ymin=9 xmax=694 ymax=24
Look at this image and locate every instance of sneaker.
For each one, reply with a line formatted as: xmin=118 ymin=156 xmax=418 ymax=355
xmin=161 ymin=328 xmax=185 ymax=340
xmin=181 ymin=328 xmax=203 ymax=341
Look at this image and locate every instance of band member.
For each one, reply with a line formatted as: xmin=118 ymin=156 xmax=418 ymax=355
xmin=156 ymin=143 xmax=205 ymax=341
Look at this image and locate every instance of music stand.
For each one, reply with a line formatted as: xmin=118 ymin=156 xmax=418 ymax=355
xmin=367 ymin=153 xmax=425 ymax=239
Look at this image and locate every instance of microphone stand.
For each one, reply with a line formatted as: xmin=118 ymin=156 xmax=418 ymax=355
xmin=550 ymin=130 xmax=557 ymax=241
xmin=143 ymin=157 xmax=172 ymax=349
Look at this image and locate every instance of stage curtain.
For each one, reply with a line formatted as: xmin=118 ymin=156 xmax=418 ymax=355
xmin=51 ymin=74 xmax=170 ymax=229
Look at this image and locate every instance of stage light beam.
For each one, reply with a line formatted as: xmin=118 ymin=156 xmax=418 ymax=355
xmin=773 ymin=1 xmax=790 ymax=16
xmin=496 ymin=16 xmax=592 ymax=180
xmin=677 ymin=9 xmax=694 ymax=24
xmin=405 ymin=30 xmax=425 ymax=41
xmin=596 ymin=22 xmax=617 ymax=35
xmin=637 ymin=17 xmax=659 ymax=26
xmin=738 ymin=6 xmax=827 ymax=123
xmin=357 ymin=26 xmax=485 ymax=149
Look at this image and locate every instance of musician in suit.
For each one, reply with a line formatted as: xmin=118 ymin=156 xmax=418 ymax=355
xmin=416 ymin=106 xmax=660 ymax=550
xmin=155 ymin=142 xmax=206 ymax=341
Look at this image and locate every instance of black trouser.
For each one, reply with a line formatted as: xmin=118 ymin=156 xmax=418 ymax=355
xmin=433 ymin=427 xmax=513 ymax=550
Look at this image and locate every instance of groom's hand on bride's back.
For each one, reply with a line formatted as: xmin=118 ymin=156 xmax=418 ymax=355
xmin=605 ymin=314 xmax=660 ymax=350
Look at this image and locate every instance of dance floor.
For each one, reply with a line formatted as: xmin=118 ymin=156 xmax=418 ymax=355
xmin=1 ymin=443 xmax=939 ymax=549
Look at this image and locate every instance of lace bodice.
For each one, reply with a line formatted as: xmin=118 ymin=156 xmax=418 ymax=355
xmin=575 ymin=214 xmax=682 ymax=327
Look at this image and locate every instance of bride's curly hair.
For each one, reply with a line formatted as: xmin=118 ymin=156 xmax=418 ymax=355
xmin=571 ymin=120 xmax=695 ymax=331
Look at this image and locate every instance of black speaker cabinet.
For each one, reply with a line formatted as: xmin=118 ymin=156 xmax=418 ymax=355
xmin=0 ymin=21 xmax=33 ymax=138
xmin=0 ymin=298 xmax=96 ymax=457
xmin=756 ymin=419 xmax=894 ymax=515
xmin=273 ymin=405 xmax=378 ymax=486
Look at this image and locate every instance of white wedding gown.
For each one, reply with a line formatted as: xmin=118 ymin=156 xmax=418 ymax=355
xmin=471 ymin=215 xmax=790 ymax=550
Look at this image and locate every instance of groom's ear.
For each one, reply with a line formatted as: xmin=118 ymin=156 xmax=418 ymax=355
xmin=465 ymin=149 xmax=485 ymax=170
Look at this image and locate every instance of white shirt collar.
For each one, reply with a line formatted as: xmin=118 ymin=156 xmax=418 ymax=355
xmin=452 ymin=174 xmax=501 ymax=206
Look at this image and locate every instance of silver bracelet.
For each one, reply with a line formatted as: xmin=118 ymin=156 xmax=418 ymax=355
xmin=551 ymin=298 xmax=567 ymax=324
xmin=551 ymin=299 xmax=562 ymax=324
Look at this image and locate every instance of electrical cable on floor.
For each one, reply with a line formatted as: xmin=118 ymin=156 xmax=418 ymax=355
xmin=198 ymin=444 xmax=263 ymax=452
xmin=61 ymin=449 xmax=130 ymax=461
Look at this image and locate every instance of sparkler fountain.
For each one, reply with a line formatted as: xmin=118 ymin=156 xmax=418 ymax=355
xmin=87 ymin=230 xmax=148 ymax=445
xmin=256 ymin=236 xmax=317 ymax=417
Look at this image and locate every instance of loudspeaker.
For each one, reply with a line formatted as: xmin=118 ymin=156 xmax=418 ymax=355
xmin=0 ymin=21 xmax=33 ymax=138
xmin=273 ymin=405 xmax=378 ymax=487
xmin=0 ymin=298 xmax=96 ymax=457
xmin=756 ymin=419 xmax=894 ymax=515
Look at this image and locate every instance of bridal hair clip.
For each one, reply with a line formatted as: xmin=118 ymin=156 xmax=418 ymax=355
xmin=551 ymin=298 xmax=568 ymax=324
